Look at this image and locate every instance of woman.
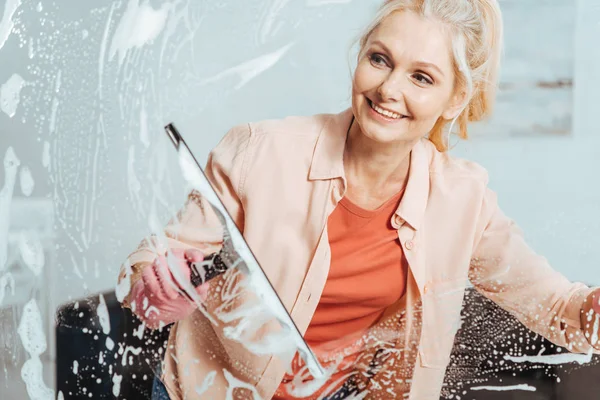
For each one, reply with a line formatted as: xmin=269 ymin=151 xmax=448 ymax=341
xmin=118 ymin=0 xmax=600 ymax=399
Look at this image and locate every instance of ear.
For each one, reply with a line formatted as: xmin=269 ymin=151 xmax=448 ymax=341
xmin=442 ymin=88 xmax=468 ymax=120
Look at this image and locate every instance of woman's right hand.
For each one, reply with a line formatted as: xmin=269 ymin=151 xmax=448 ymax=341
xmin=130 ymin=248 xmax=210 ymax=328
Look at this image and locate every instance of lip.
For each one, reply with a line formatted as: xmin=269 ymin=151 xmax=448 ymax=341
xmin=366 ymin=98 xmax=407 ymax=123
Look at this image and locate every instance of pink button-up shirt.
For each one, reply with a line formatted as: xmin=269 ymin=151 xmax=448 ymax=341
xmin=118 ymin=108 xmax=597 ymax=399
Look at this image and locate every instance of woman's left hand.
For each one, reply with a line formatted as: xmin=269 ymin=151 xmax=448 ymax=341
xmin=581 ymin=288 xmax=600 ymax=349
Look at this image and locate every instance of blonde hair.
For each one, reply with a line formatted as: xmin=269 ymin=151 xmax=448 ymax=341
xmin=355 ymin=0 xmax=503 ymax=152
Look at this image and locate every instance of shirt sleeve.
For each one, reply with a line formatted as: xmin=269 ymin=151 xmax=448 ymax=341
xmin=117 ymin=123 xmax=252 ymax=308
xmin=469 ymin=187 xmax=597 ymax=354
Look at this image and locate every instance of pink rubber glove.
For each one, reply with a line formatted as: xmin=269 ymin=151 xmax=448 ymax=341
xmin=130 ymin=248 xmax=210 ymax=328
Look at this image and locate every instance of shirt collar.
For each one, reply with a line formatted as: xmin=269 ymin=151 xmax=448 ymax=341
xmin=395 ymin=139 xmax=430 ymax=231
xmin=309 ymin=107 xmax=432 ymax=231
xmin=308 ymin=108 xmax=353 ymax=181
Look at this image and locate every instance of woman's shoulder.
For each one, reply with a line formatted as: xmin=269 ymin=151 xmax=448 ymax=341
xmin=216 ymin=111 xmax=335 ymax=154
xmin=212 ymin=111 xmax=334 ymax=160
xmin=246 ymin=111 xmax=334 ymax=139
xmin=423 ymin=140 xmax=490 ymax=186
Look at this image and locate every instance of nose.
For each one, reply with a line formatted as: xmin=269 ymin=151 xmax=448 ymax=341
xmin=377 ymin=74 xmax=403 ymax=103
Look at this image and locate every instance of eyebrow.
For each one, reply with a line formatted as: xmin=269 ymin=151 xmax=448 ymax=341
xmin=370 ymin=39 xmax=445 ymax=77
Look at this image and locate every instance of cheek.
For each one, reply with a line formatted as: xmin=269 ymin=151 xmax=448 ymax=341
xmin=352 ymin=65 xmax=368 ymax=94
xmin=406 ymin=89 xmax=450 ymax=120
xmin=353 ymin=62 xmax=383 ymax=93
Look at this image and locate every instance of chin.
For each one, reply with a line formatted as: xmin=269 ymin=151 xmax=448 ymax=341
xmin=358 ymin=119 xmax=407 ymax=144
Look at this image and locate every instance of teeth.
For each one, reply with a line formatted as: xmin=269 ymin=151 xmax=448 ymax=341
xmin=370 ymin=100 xmax=403 ymax=119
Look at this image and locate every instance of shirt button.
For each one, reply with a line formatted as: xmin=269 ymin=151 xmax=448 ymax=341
xmin=392 ymin=215 xmax=404 ymax=229
xmin=405 ymin=240 xmax=414 ymax=250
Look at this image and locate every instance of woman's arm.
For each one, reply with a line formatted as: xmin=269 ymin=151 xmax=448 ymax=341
xmin=468 ymin=187 xmax=600 ymax=353
xmin=116 ymin=123 xmax=252 ymax=308
xmin=581 ymin=289 xmax=600 ymax=348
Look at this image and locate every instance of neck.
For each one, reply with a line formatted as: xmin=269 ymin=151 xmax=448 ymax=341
xmin=343 ymin=118 xmax=416 ymax=193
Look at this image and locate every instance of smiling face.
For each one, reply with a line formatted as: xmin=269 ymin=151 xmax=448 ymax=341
xmin=351 ymin=10 xmax=465 ymax=145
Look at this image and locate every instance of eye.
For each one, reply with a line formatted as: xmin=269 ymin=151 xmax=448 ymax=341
xmin=369 ymin=53 xmax=389 ymax=67
xmin=413 ymin=72 xmax=434 ymax=85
